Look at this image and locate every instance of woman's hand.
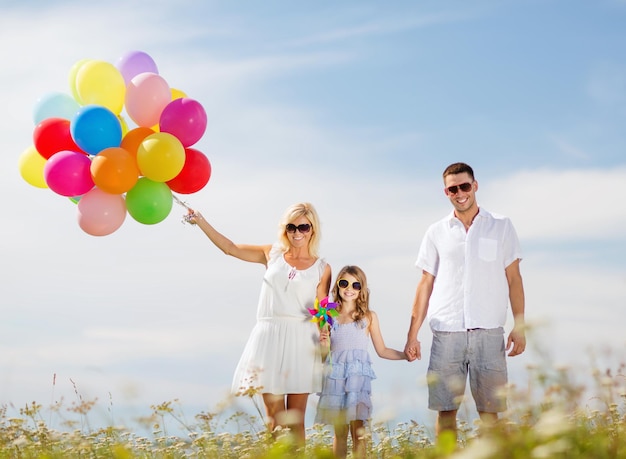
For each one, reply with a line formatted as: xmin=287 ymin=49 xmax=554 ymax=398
xmin=186 ymin=209 xmax=202 ymax=225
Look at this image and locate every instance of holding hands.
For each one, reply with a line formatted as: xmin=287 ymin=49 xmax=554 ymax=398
xmin=404 ymin=338 xmax=421 ymax=362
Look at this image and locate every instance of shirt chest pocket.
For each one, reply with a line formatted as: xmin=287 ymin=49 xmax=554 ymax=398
xmin=478 ymin=237 xmax=498 ymax=262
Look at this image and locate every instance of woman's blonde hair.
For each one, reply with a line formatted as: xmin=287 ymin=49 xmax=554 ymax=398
xmin=331 ymin=265 xmax=371 ymax=326
xmin=277 ymin=202 xmax=322 ymax=257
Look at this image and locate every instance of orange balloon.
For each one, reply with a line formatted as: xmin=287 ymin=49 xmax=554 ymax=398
xmin=120 ymin=127 xmax=154 ymax=159
xmin=91 ymin=147 xmax=139 ymax=194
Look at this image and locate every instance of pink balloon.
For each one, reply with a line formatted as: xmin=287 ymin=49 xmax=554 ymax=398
xmin=77 ymin=188 xmax=126 ymax=236
xmin=159 ymin=98 xmax=207 ymax=147
xmin=44 ymin=150 xmax=94 ymax=197
xmin=125 ymin=72 xmax=171 ymax=127
xmin=116 ymin=50 xmax=159 ymax=85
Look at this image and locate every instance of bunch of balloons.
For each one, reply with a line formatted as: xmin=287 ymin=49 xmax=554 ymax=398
xmin=18 ymin=50 xmax=211 ymax=236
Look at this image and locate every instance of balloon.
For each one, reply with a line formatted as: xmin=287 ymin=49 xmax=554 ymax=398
xmin=33 ymin=92 xmax=80 ymax=125
xmin=118 ymin=115 xmax=129 ymax=137
xmin=90 ymin=147 xmax=139 ymax=194
xmin=120 ymin=126 xmax=154 ymax=159
xmin=166 ymin=148 xmax=211 ymax=194
xmin=68 ymin=58 xmax=92 ymax=103
xmin=18 ymin=145 xmax=48 ymax=188
xmin=44 ymin=150 xmax=94 ymax=197
xmin=77 ymin=187 xmax=126 ymax=236
xmin=33 ymin=117 xmax=82 ymax=159
xmin=159 ymin=98 xmax=207 ymax=147
xmin=75 ymin=60 xmax=126 ymax=114
xmin=116 ymin=50 xmax=159 ymax=85
xmin=136 ymin=132 xmax=185 ymax=182
xmin=170 ymin=87 xmax=187 ymax=100
xmin=71 ymin=105 xmax=122 ymax=155
xmin=125 ymin=72 xmax=171 ymax=127
xmin=125 ymin=177 xmax=172 ymax=224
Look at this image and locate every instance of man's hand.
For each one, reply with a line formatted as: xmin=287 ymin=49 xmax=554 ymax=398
xmin=506 ymin=326 xmax=526 ymax=357
xmin=404 ymin=338 xmax=421 ymax=362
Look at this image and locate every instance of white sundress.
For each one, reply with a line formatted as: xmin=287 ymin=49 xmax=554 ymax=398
xmin=231 ymin=243 xmax=327 ymax=395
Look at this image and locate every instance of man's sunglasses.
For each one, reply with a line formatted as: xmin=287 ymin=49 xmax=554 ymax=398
xmin=286 ymin=223 xmax=312 ymax=233
xmin=337 ymin=279 xmax=362 ymax=290
xmin=445 ymin=182 xmax=473 ymax=195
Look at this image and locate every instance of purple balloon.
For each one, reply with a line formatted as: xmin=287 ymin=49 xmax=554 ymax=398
xmin=159 ymin=98 xmax=207 ymax=147
xmin=116 ymin=50 xmax=159 ymax=85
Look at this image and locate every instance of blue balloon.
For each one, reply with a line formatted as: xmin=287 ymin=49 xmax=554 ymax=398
xmin=71 ymin=105 xmax=122 ymax=155
xmin=33 ymin=92 xmax=81 ymax=124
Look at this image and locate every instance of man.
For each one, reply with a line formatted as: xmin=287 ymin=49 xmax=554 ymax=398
xmin=404 ymin=162 xmax=526 ymax=440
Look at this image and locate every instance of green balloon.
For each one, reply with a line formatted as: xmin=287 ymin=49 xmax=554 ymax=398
xmin=125 ymin=177 xmax=172 ymax=224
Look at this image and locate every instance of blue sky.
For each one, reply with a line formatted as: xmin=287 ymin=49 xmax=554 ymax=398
xmin=2 ymin=0 xmax=625 ymax=435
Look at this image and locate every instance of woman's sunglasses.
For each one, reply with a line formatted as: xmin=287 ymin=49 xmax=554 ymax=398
xmin=445 ymin=182 xmax=473 ymax=195
xmin=286 ymin=223 xmax=312 ymax=233
xmin=337 ymin=279 xmax=362 ymax=290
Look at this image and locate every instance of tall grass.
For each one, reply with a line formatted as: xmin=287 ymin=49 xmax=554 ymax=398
xmin=1 ymin=353 xmax=624 ymax=458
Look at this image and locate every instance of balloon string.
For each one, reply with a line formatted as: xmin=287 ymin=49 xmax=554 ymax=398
xmin=172 ymin=194 xmax=195 ymax=224
xmin=172 ymin=194 xmax=191 ymax=210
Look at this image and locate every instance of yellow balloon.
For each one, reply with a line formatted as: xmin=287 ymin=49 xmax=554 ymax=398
xmin=76 ymin=60 xmax=126 ymax=114
xmin=171 ymin=87 xmax=187 ymax=100
xmin=136 ymin=132 xmax=185 ymax=182
xmin=118 ymin=115 xmax=129 ymax=137
xmin=18 ymin=145 xmax=48 ymax=188
xmin=68 ymin=58 xmax=92 ymax=104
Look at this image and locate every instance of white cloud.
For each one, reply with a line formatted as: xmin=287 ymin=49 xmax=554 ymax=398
xmin=481 ymin=167 xmax=626 ymax=241
xmin=285 ymin=10 xmax=470 ymax=48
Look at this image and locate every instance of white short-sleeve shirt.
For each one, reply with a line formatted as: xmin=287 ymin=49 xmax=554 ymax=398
xmin=416 ymin=208 xmax=522 ymax=332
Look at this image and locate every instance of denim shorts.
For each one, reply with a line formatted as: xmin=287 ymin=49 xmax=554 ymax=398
xmin=427 ymin=327 xmax=507 ymax=413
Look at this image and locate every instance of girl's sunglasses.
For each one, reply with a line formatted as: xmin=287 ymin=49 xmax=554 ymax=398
xmin=286 ymin=223 xmax=312 ymax=233
xmin=337 ymin=279 xmax=362 ymax=290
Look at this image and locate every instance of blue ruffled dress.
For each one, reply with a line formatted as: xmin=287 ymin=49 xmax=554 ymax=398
xmin=315 ymin=319 xmax=376 ymax=424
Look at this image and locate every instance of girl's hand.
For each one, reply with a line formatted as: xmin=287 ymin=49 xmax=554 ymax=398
xmin=319 ymin=326 xmax=330 ymax=346
xmin=319 ymin=325 xmax=330 ymax=362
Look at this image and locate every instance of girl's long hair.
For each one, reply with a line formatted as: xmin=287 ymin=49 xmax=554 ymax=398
xmin=331 ymin=265 xmax=371 ymax=327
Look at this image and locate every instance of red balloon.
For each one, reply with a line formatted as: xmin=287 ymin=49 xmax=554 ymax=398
xmin=166 ymin=148 xmax=211 ymax=194
xmin=33 ymin=117 xmax=83 ymax=159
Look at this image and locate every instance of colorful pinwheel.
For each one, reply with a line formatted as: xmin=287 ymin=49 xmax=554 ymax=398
xmin=308 ymin=296 xmax=339 ymax=328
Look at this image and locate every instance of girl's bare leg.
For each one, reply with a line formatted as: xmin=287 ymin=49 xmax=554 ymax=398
xmin=333 ymin=423 xmax=349 ymax=458
xmin=350 ymin=420 xmax=366 ymax=458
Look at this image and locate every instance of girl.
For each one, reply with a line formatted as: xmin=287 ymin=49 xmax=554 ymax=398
xmin=315 ymin=265 xmax=407 ymax=458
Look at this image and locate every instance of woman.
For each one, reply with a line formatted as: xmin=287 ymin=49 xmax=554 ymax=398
xmin=187 ymin=202 xmax=332 ymax=443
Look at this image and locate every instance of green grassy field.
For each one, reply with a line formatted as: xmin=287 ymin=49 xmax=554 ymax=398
xmin=1 ymin=354 xmax=624 ymax=458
